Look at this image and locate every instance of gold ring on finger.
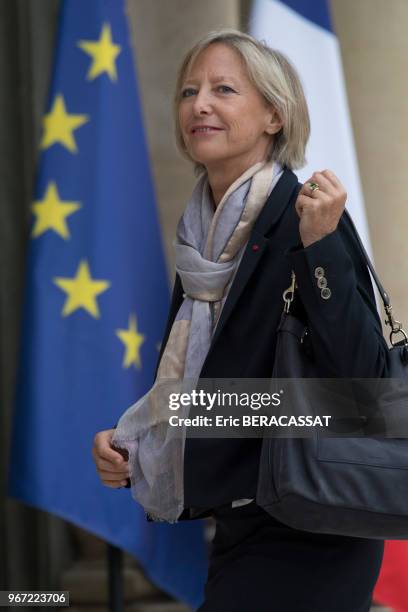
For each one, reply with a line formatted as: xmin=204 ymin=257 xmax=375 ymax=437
xmin=308 ymin=181 xmax=320 ymax=192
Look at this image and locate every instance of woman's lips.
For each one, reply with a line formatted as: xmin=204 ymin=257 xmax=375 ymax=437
xmin=190 ymin=126 xmax=224 ymax=135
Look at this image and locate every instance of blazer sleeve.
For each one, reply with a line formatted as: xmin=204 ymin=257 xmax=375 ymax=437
xmin=286 ymin=212 xmax=389 ymax=378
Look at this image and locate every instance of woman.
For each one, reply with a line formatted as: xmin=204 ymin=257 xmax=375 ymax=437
xmin=92 ymin=29 xmax=388 ymax=611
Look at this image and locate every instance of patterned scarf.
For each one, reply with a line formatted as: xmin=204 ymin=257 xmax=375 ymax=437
xmin=112 ymin=159 xmax=283 ymax=521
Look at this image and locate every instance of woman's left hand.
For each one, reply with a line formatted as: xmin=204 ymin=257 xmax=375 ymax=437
xmin=295 ymin=170 xmax=347 ymax=248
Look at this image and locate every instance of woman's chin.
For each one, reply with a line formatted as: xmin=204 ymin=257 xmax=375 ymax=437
xmin=189 ymin=150 xmax=227 ymax=168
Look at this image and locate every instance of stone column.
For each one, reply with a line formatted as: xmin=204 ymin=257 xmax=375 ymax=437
xmin=331 ymin=0 xmax=408 ymax=331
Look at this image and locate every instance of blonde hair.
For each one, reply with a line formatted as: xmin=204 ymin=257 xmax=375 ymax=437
xmin=174 ymin=29 xmax=310 ymax=173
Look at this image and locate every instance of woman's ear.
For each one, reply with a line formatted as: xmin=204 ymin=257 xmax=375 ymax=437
xmin=266 ymin=108 xmax=283 ymax=135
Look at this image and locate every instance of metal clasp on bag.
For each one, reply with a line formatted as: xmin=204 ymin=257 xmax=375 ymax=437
xmin=384 ymin=304 xmax=408 ymax=346
xmin=283 ymin=271 xmax=296 ymax=313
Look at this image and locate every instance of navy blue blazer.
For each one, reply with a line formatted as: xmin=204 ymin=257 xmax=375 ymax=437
xmin=150 ymin=167 xmax=388 ymax=518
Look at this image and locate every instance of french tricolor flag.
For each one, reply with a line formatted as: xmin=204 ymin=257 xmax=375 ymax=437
xmin=250 ymin=2 xmax=408 ymax=611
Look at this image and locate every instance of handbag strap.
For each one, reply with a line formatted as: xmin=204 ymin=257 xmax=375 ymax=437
xmin=342 ymin=210 xmax=408 ymax=345
xmin=343 ymin=209 xmax=389 ymax=307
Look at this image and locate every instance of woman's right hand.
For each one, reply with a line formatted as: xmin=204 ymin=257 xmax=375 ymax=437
xmin=92 ymin=428 xmax=130 ymax=488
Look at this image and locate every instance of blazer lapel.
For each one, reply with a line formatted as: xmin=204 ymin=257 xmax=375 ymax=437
xmin=211 ymin=168 xmax=299 ymax=347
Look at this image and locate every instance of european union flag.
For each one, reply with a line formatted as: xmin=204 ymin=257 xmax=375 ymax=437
xmin=8 ymin=0 xmax=207 ymax=606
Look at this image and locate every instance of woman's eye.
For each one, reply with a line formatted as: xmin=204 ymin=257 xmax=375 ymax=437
xmin=181 ymin=85 xmax=235 ymax=98
xmin=181 ymin=88 xmax=196 ymax=98
xmin=217 ymin=85 xmax=234 ymax=93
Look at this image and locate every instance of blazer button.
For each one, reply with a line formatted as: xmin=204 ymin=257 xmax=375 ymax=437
xmin=314 ymin=266 xmax=325 ymax=278
xmin=321 ymin=287 xmax=332 ymax=300
xmin=317 ymin=276 xmax=328 ymax=289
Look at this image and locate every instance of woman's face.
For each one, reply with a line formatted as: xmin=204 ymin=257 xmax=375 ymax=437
xmin=178 ymin=43 xmax=281 ymax=174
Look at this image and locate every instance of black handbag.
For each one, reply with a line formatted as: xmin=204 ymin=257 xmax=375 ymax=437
xmin=256 ymin=211 xmax=408 ymax=539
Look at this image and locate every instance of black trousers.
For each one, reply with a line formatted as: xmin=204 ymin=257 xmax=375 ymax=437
xmin=197 ymin=501 xmax=384 ymax=612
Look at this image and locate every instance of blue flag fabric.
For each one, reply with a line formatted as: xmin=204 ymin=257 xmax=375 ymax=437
xmin=8 ymin=0 xmax=207 ymax=606
xmin=278 ymin=0 xmax=332 ymax=32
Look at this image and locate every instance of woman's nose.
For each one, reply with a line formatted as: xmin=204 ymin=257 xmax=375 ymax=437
xmin=192 ymin=90 xmax=212 ymax=116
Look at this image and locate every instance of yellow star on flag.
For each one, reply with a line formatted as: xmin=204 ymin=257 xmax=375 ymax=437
xmin=53 ymin=260 xmax=110 ymax=318
xmin=116 ymin=314 xmax=146 ymax=369
xmin=78 ymin=23 xmax=121 ymax=82
xmin=41 ymin=94 xmax=89 ymax=153
xmin=31 ymin=182 xmax=81 ymax=239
